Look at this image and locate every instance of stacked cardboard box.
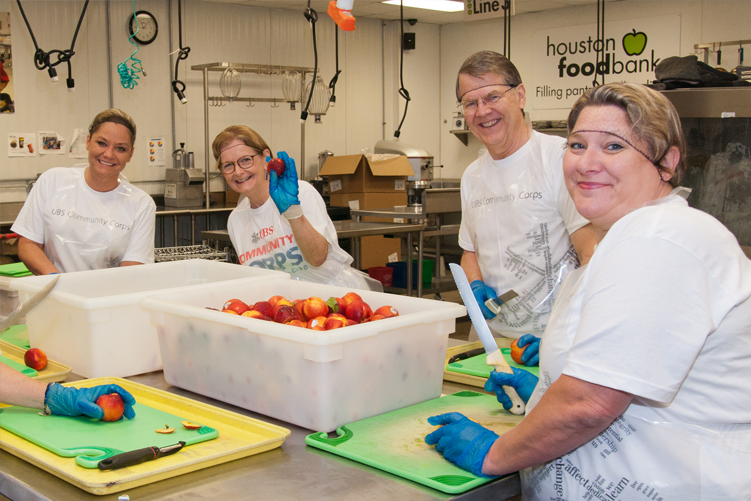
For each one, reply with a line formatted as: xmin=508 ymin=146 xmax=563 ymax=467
xmin=320 ymin=154 xmax=414 ymax=269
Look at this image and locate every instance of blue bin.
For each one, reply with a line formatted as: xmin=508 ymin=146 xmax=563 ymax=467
xmin=386 ymin=260 xmax=433 ymax=289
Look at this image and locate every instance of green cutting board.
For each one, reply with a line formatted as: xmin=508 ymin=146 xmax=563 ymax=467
xmin=0 ymin=355 xmax=37 ymax=377
xmin=0 ymin=262 xmax=32 ymax=277
xmin=446 ymin=348 xmax=539 ymax=378
xmin=0 ymin=324 xmax=30 ymax=349
xmin=0 ymin=403 xmax=218 ymax=468
xmin=305 ymin=391 xmax=523 ymax=494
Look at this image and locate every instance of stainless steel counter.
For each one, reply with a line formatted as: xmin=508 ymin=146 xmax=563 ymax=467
xmin=0 ymin=367 xmax=521 ymax=501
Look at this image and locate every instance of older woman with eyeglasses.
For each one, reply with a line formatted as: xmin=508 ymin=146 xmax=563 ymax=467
xmin=426 ymin=83 xmax=751 ymax=499
xmin=213 ymin=125 xmax=376 ymax=289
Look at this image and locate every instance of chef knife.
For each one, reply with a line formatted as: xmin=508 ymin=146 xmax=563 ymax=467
xmin=0 ymin=274 xmax=59 ymax=332
xmin=97 ymin=441 xmax=186 ymax=470
xmin=484 ymin=289 xmax=519 ymax=316
xmin=449 ymin=263 xmax=525 ymax=415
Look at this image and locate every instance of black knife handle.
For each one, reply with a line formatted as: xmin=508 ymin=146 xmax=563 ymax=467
xmin=98 ymin=447 xmax=159 ymax=470
xmin=448 ymin=347 xmax=486 ymax=364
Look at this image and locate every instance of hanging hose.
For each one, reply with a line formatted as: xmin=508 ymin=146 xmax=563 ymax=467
xmin=117 ymin=0 xmax=145 ymax=89
xmin=393 ymin=0 xmax=410 ymax=140
xmin=328 ymin=27 xmax=342 ymax=106
xmin=171 ymin=0 xmax=191 ymax=104
xmin=593 ymin=0 xmax=605 ymax=87
xmin=16 ymin=0 xmax=89 ymax=90
xmin=301 ymin=2 xmax=319 ymax=122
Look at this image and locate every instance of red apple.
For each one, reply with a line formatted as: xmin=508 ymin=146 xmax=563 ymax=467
xmin=510 ymin=339 xmax=526 ymax=365
xmin=344 ymin=300 xmax=372 ymax=323
xmin=373 ymin=305 xmax=399 ymax=318
xmin=222 ymin=309 xmax=240 ymax=315
xmin=223 ymin=299 xmax=250 ymax=315
xmin=323 ymin=316 xmax=347 ymax=330
xmin=242 ymin=309 xmax=267 ymax=320
xmin=285 ymin=319 xmax=306 ymax=328
xmin=267 ymin=295 xmax=287 ymax=308
xmin=307 ymin=316 xmax=327 ymax=330
xmin=24 ymin=348 xmax=48 ymax=371
xmin=342 ymin=292 xmax=363 ymax=306
xmin=326 ymin=296 xmax=348 ymax=314
xmin=274 ymin=305 xmax=301 ymax=324
xmin=252 ymin=301 xmax=274 ymax=318
xmin=267 ymin=157 xmax=285 ymax=177
xmin=303 ymin=297 xmax=329 ymax=319
xmin=293 ymin=299 xmax=308 ymax=322
xmin=272 ymin=299 xmax=294 ymax=316
xmin=96 ymin=393 xmax=125 ymax=422
xmin=370 ymin=314 xmax=385 ymax=321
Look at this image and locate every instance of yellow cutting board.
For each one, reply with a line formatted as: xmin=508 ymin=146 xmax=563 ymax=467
xmin=0 ymin=377 xmax=290 ymax=496
xmin=0 ymin=339 xmax=71 ymax=383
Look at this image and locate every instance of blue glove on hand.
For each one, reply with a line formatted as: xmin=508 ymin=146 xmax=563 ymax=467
xmin=470 ymin=280 xmax=497 ymax=320
xmin=268 ymin=151 xmax=301 ymax=216
xmin=517 ymin=334 xmax=541 ymax=366
xmin=46 ymin=383 xmax=136 ymax=420
xmin=484 ymin=368 xmax=539 ymax=411
xmin=425 ymin=412 xmax=498 ymax=477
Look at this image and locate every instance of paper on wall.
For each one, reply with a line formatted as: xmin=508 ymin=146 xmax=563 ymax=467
xmin=68 ymin=128 xmax=87 ymax=158
xmin=38 ymin=131 xmax=66 ymax=155
xmin=7 ymin=133 xmax=37 ymax=157
xmin=147 ymin=138 xmax=166 ymax=166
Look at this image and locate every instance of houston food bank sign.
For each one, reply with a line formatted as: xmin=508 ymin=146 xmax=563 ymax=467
xmin=532 ymin=15 xmax=680 ymax=110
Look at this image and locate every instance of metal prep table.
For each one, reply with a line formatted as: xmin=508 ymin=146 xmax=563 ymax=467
xmin=351 ymin=188 xmax=462 ymax=297
xmin=202 ymin=219 xmax=427 ymax=296
xmin=0 ymin=341 xmax=521 ymax=501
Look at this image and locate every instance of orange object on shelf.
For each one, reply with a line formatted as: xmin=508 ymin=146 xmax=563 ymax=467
xmin=327 ymin=0 xmax=356 ymax=31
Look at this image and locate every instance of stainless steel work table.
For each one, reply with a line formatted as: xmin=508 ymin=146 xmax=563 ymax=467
xmin=0 ymin=369 xmax=521 ymax=501
xmin=202 ymin=219 xmax=427 ymax=296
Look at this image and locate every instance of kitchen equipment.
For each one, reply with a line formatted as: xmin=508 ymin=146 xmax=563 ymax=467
xmin=0 ymin=274 xmax=58 ymax=332
xmin=484 ymin=289 xmax=519 ymax=315
xmin=0 ymin=377 xmax=290 ymax=496
xmin=318 ymin=150 xmax=334 ymax=172
xmin=305 ymin=391 xmax=523 ymax=494
xmin=449 ymin=263 xmax=525 ymax=415
xmin=98 ymin=441 xmax=185 ymax=471
xmin=10 ymin=260 xmax=285 ymax=378
xmin=140 ymin=277 xmax=467 ymax=432
xmin=374 ymin=139 xmax=434 ymax=182
xmin=0 ymin=339 xmax=71 ymax=382
xmin=447 ymin=348 xmax=540 ymax=379
xmin=164 ymin=142 xmax=205 ymax=208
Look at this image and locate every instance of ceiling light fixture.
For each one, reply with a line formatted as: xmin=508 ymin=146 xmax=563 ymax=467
xmin=381 ymin=0 xmax=463 ymax=12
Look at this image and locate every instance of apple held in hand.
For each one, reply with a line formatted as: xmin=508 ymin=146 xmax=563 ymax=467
xmin=223 ymin=299 xmax=250 ymax=315
xmin=510 ymin=339 xmax=526 ymax=365
xmin=24 ymin=348 xmax=47 ymax=371
xmin=267 ymin=157 xmax=285 ymax=177
xmin=96 ymin=393 xmax=125 ymax=422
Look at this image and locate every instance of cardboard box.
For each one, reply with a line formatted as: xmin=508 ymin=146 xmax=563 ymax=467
xmin=319 ymin=154 xmax=414 ymax=194
xmin=329 ymin=192 xmax=407 ymax=269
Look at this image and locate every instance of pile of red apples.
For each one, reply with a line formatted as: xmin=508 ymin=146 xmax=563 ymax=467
xmin=216 ymin=292 xmax=399 ymax=330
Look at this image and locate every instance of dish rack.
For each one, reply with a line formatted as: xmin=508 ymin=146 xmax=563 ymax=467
xmin=155 ymin=243 xmax=229 ymax=263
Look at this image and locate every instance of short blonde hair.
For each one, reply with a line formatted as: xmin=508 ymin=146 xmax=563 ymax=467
xmin=211 ymin=125 xmax=271 ymax=170
xmin=567 ymin=83 xmax=686 ymax=187
xmin=89 ymin=109 xmax=136 ymax=146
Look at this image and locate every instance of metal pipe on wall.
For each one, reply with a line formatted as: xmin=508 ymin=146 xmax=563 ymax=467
xmin=203 ymin=67 xmax=211 ymax=208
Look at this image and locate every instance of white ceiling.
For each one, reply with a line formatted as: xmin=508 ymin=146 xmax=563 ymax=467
xmin=207 ymin=0 xmax=608 ymax=25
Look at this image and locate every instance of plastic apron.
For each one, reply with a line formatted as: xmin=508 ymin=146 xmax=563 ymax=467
xmin=462 ymin=131 xmax=578 ymax=338
xmin=521 ymin=267 xmax=751 ymax=500
xmin=43 ymin=175 xmax=138 ymax=271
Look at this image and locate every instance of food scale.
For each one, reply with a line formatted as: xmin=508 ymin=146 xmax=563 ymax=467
xmin=164 ymin=143 xmax=205 ymax=208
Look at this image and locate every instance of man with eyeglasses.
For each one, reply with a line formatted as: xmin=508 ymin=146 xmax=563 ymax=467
xmin=457 ymin=51 xmax=596 ymax=351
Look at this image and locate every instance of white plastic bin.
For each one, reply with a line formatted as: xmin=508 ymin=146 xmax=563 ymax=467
xmin=140 ymin=278 xmax=467 ymax=432
xmin=11 ymin=260 xmax=287 ymax=378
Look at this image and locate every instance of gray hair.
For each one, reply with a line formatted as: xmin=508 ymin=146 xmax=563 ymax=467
xmin=455 ymin=50 xmax=523 ymax=101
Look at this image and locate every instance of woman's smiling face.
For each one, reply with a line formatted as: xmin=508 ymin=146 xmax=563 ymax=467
xmin=219 ymin=138 xmax=270 ymax=201
xmin=563 ymin=105 xmax=674 ymax=233
xmin=85 ymin=122 xmax=134 ymax=189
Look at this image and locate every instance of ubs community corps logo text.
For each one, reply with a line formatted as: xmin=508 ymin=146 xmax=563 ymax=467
xmin=537 ymin=28 xmax=657 ymax=102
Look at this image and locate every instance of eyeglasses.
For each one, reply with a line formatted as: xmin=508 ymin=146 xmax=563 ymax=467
xmin=458 ymin=85 xmax=518 ymax=114
xmin=220 ymin=153 xmax=260 ymax=174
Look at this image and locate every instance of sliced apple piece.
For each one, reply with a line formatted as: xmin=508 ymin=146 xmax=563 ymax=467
xmin=155 ymin=424 xmax=176 ymax=434
xmin=181 ymin=420 xmax=202 ymax=430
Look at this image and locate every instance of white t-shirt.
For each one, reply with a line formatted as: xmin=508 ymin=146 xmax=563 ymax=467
xmin=12 ymin=166 xmax=156 ymax=272
xmin=228 ymin=181 xmax=368 ymax=288
xmin=459 ymin=130 xmax=589 ymax=338
xmin=522 ymin=193 xmax=751 ymax=500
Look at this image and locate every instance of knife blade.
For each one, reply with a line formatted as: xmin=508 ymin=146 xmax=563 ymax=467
xmin=449 ymin=263 xmax=525 ymax=415
xmin=97 ymin=441 xmax=186 ymax=470
xmin=0 ymin=275 xmax=59 ymax=332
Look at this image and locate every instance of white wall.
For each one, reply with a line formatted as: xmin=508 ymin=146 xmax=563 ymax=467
xmin=0 ymin=0 xmax=441 ymax=202
xmin=439 ymin=0 xmax=751 ymax=179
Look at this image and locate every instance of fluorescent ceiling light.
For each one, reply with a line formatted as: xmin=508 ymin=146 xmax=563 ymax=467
xmin=381 ymin=1 xmax=464 ymax=13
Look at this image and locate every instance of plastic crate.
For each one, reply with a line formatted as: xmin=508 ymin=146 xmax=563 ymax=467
xmin=11 ymin=261 xmax=287 ymax=378
xmin=140 ymin=278 xmax=466 ymax=432
xmin=367 ymin=266 xmax=393 ymax=287
xmin=387 ymin=259 xmax=434 ymax=289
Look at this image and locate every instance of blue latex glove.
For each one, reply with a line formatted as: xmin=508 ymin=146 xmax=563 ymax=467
xmin=46 ymin=383 xmax=136 ymax=420
xmin=470 ymin=280 xmax=497 ymax=320
xmin=267 ymin=151 xmax=300 ymax=215
xmin=425 ymin=412 xmax=498 ymax=477
xmin=517 ymin=334 xmax=541 ymax=366
xmin=484 ymin=367 xmax=539 ymax=411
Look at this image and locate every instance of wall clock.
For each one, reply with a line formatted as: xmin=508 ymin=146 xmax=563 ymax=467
xmin=128 ymin=10 xmax=158 ymax=45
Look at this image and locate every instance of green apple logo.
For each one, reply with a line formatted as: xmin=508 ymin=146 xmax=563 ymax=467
xmin=622 ymin=29 xmax=647 ymax=56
